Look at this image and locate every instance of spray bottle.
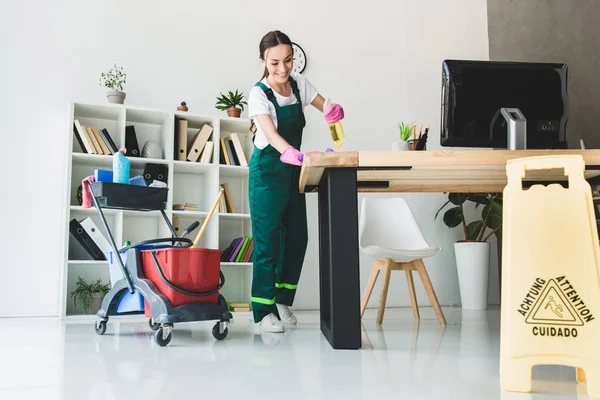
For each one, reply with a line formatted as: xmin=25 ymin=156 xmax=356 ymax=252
xmin=113 ymin=149 xmax=130 ymax=184
xmin=324 ymin=98 xmax=346 ymax=148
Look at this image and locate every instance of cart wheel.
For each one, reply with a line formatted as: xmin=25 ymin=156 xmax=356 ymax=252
xmin=212 ymin=323 xmax=228 ymax=340
xmin=95 ymin=320 xmax=107 ymax=335
xmin=155 ymin=328 xmax=172 ymax=347
xmin=148 ymin=318 xmax=160 ymax=331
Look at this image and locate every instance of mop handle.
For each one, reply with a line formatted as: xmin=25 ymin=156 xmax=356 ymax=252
xmin=193 ymin=188 xmax=224 ymax=247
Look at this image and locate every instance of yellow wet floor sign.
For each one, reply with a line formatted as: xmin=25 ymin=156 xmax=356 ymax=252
xmin=500 ymin=155 xmax=599 ymax=398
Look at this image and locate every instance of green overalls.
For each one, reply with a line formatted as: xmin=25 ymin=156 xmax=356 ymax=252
xmin=248 ymin=76 xmax=308 ymax=323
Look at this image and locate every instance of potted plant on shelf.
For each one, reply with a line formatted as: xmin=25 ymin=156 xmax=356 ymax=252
xmin=393 ymin=121 xmax=415 ymax=151
xmin=435 ymin=193 xmax=503 ymax=310
xmin=71 ymin=276 xmax=111 ymax=314
xmin=215 ymin=89 xmax=247 ymax=118
xmin=99 ymin=64 xmax=127 ymax=104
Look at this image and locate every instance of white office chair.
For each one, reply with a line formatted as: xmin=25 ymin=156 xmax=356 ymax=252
xmin=359 ymin=197 xmax=447 ymax=325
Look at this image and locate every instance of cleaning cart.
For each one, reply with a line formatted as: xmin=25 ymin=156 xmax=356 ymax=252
xmin=88 ymin=181 xmax=232 ymax=347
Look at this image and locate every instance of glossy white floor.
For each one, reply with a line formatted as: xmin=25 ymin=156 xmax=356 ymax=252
xmin=0 ymin=306 xmax=593 ymax=399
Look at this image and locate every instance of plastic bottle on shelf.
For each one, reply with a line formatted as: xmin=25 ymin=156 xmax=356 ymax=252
xmin=324 ymin=98 xmax=345 ymax=148
xmin=113 ymin=148 xmax=130 ymax=184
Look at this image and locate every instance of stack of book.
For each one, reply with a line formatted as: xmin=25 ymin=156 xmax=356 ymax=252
xmin=219 ymin=133 xmax=248 ymax=166
xmin=221 ymin=236 xmax=253 ymax=263
xmin=173 ymin=203 xmax=199 ymax=211
xmin=73 ymin=119 xmax=118 ymax=155
xmin=218 ymin=183 xmax=236 ymax=213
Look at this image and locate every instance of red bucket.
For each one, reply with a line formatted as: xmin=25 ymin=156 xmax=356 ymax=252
xmin=141 ymin=247 xmax=222 ymax=317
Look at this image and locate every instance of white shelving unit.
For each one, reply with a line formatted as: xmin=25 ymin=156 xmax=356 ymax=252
xmin=60 ymin=102 xmax=254 ymax=318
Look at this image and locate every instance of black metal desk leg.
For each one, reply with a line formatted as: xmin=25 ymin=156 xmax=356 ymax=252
xmin=318 ymin=167 xmax=361 ymax=349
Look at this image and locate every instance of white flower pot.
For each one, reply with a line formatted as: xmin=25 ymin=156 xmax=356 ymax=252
xmin=392 ymin=141 xmax=410 ymax=151
xmin=107 ymin=90 xmax=126 ymax=104
xmin=454 ymin=241 xmax=490 ymax=310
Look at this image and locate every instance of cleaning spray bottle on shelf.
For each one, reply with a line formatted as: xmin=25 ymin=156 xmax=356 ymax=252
xmin=113 ymin=148 xmax=130 ymax=184
xmin=324 ymin=98 xmax=345 ymax=148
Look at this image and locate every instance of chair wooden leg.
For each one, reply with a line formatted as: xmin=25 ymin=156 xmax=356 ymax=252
xmin=414 ymin=258 xmax=446 ymax=325
xmin=405 ymin=267 xmax=420 ymax=319
xmin=361 ymin=260 xmax=381 ymax=318
xmin=376 ymin=258 xmax=393 ymax=325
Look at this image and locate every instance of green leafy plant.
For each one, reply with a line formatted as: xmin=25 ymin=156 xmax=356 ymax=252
xmin=99 ymin=64 xmax=127 ymax=92
xmin=215 ymin=89 xmax=247 ymax=111
xmin=71 ymin=276 xmax=110 ymax=312
xmin=435 ymin=193 xmax=503 ymax=242
xmin=398 ymin=121 xmax=415 ymax=142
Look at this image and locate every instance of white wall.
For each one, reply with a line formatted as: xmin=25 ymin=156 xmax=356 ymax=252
xmin=0 ymin=0 xmax=490 ymax=317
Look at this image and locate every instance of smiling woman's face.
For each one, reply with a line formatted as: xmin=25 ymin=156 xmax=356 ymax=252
xmin=262 ymin=44 xmax=293 ymax=85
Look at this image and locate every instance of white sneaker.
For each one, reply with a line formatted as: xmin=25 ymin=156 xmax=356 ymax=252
xmin=276 ymin=304 xmax=297 ymax=325
xmin=260 ymin=313 xmax=284 ymax=333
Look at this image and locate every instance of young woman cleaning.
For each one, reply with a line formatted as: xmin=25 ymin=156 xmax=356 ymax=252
xmin=247 ymin=30 xmax=345 ymax=333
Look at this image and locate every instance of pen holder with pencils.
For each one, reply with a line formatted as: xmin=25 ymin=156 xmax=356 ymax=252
xmin=407 ymin=138 xmax=427 ymax=151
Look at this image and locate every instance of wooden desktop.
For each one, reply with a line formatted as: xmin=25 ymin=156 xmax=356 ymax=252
xmin=299 ymin=149 xmax=600 ymax=350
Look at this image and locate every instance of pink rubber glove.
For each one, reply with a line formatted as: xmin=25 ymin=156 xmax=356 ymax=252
xmin=280 ymin=146 xmax=303 ymax=166
xmin=323 ymin=103 xmax=344 ymax=123
xmin=297 ymin=148 xmax=333 ymax=163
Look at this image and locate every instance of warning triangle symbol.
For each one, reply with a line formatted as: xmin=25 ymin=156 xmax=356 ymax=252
xmin=526 ymin=279 xmax=584 ymax=326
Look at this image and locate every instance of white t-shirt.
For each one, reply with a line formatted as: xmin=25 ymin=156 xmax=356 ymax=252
xmin=248 ymin=72 xmax=319 ymax=150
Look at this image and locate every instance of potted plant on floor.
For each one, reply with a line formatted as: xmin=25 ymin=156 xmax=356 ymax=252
xmin=99 ymin=64 xmax=127 ymax=104
xmin=71 ymin=276 xmax=111 ymax=314
xmin=435 ymin=193 xmax=503 ymax=310
xmin=393 ymin=121 xmax=415 ymax=151
xmin=215 ymin=89 xmax=247 ymax=118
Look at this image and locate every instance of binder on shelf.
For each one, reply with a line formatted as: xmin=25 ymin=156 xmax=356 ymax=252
xmin=69 ymin=218 xmax=105 ymax=261
xmin=187 ymin=124 xmax=213 ymax=162
xmin=176 ymin=118 xmax=188 ymax=161
xmin=79 ymin=217 xmax=112 ymax=260
xmin=125 ymin=125 xmax=140 ymax=157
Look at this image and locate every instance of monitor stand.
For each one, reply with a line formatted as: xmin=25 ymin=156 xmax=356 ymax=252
xmin=501 ymin=107 xmax=527 ymax=150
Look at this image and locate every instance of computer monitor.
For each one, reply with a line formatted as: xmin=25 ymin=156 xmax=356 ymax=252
xmin=440 ymin=59 xmax=569 ymax=149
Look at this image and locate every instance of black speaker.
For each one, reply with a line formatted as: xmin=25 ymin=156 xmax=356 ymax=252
xmin=143 ymin=163 xmax=168 ymax=185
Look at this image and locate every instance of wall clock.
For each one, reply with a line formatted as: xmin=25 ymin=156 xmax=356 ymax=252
xmin=291 ymin=42 xmax=307 ymax=74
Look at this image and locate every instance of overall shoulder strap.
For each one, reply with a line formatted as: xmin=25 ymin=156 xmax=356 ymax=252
xmin=255 ymin=82 xmax=277 ymax=104
xmin=289 ymin=76 xmax=302 ymax=104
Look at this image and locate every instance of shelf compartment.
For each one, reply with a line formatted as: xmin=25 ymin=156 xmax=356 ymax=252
xmin=218 ymin=121 xmax=253 ymax=169
xmin=64 ymin=261 xmax=111 ymax=316
xmin=172 ymin=169 xmax=219 ymax=213
xmin=124 ymin=108 xmax=173 ymax=162
xmin=72 ymin=103 xmax=124 ymax=156
xmin=174 ymin=114 xmax=215 ymax=163
xmin=219 ymin=174 xmax=249 ymax=215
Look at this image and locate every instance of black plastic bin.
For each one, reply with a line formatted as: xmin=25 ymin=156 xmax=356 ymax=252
xmin=90 ymin=182 xmax=167 ymax=211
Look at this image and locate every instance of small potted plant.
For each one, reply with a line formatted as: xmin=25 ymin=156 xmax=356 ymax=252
xmin=71 ymin=276 xmax=111 ymax=314
xmin=393 ymin=121 xmax=415 ymax=151
xmin=99 ymin=64 xmax=127 ymax=104
xmin=435 ymin=193 xmax=503 ymax=310
xmin=215 ymin=89 xmax=247 ymax=118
